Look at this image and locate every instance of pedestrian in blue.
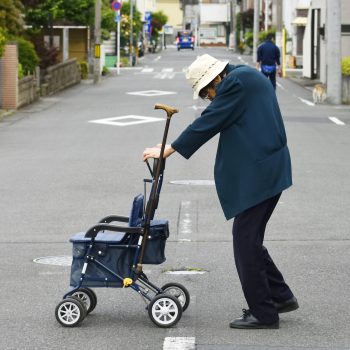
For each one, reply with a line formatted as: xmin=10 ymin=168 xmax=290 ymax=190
xmin=257 ymin=33 xmax=282 ymax=90
xmin=143 ymin=54 xmax=298 ymax=329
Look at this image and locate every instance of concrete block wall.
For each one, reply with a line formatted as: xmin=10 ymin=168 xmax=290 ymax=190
xmin=41 ymin=58 xmax=81 ymax=96
xmin=18 ymin=76 xmax=40 ymax=108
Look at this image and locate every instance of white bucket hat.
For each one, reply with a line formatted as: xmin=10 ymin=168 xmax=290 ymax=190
xmin=186 ymin=54 xmax=229 ymax=99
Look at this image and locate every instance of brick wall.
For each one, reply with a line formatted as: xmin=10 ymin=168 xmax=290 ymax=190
xmin=0 ymin=44 xmax=18 ymax=109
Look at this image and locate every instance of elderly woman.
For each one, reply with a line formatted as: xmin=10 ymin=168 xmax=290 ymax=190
xmin=142 ymin=54 xmax=298 ymax=329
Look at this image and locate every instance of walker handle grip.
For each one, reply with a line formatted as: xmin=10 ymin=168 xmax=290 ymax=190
xmin=154 ymin=103 xmax=179 ymax=119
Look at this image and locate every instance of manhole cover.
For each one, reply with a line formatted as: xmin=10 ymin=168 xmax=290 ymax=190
xmin=170 ymin=180 xmax=215 ymax=186
xmin=33 ymin=256 xmax=72 ymax=266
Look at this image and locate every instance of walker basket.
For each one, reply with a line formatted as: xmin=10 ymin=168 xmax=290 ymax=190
xmin=69 ymin=220 xmax=169 ymax=288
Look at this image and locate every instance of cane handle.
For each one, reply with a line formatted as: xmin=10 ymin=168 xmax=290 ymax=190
xmin=154 ymin=103 xmax=179 ymax=118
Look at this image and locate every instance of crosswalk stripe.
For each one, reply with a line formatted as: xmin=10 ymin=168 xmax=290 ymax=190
xmin=328 ymin=117 xmax=345 ymax=125
xmin=163 ymin=337 xmax=195 ymax=350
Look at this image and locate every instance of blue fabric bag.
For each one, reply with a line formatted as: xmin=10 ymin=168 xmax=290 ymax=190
xmin=261 ymin=64 xmax=276 ymax=74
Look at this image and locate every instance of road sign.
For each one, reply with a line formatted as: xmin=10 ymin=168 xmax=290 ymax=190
xmin=144 ymin=12 xmax=152 ymax=38
xmin=111 ymin=1 xmax=122 ymax=11
xmin=163 ymin=25 xmax=173 ymax=35
xmin=115 ymin=12 xmax=121 ymax=22
xmin=145 ymin=11 xmax=152 ymax=21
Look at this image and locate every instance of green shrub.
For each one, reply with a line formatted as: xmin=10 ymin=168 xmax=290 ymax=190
xmin=79 ymin=60 xmax=88 ymax=79
xmin=342 ymin=56 xmax=350 ymax=76
xmin=244 ymin=31 xmax=253 ymax=49
xmin=120 ymin=56 xmax=129 ymax=67
xmin=16 ymin=37 xmax=39 ymax=75
xmin=0 ymin=27 xmax=6 ymax=58
xmin=102 ymin=65 xmax=109 ymax=75
xmin=237 ymin=41 xmax=246 ymax=54
xmin=18 ymin=63 xmax=24 ymax=79
xmin=258 ymin=28 xmax=276 ymax=44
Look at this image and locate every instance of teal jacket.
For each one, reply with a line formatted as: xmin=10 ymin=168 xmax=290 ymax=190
xmin=171 ymin=64 xmax=292 ymax=219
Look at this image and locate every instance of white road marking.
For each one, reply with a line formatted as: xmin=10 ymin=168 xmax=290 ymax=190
xmin=126 ymin=90 xmax=176 ymax=96
xmin=276 ymin=82 xmax=286 ymax=91
xmin=141 ymin=68 xmax=154 ymax=73
xmin=163 ymin=337 xmax=195 ymax=350
xmin=170 ymin=180 xmax=214 ymax=185
xmin=328 ymin=117 xmax=345 ymax=125
xmin=179 ymin=200 xmax=192 ymax=235
xmin=154 ymin=72 xmax=175 ymax=79
xmin=154 ymin=68 xmax=175 ymax=79
xmin=190 ymin=105 xmax=206 ymax=111
xmin=237 ymin=56 xmax=247 ymax=64
xmin=297 ymin=97 xmax=315 ymax=106
xmin=89 ymin=115 xmax=164 ymax=127
xmin=154 ymin=56 xmax=161 ymax=62
xmin=164 ymin=271 xmax=205 ymax=275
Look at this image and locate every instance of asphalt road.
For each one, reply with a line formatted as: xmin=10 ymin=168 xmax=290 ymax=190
xmin=0 ymin=46 xmax=350 ymax=350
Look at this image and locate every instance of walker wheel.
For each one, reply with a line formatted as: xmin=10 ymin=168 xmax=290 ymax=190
xmin=148 ymin=294 xmax=182 ymax=328
xmin=55 ymin=296 xmax=86 ymax=327
xmin=71 ymin=288 xmax=97 ymax=314
xmin=161 ymin=283 xmax=190 ymax=312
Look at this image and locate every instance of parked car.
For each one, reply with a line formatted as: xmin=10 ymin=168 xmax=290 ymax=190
xmin=176 ymin=31 xmax=195 ymax=51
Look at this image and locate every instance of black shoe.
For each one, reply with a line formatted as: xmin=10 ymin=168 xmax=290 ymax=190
xmin=274 ymin=296 xmax=299 ymax=314
xmin=229 ymin=309 xmax=279 ymax=329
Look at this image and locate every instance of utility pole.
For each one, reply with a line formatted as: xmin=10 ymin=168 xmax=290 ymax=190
xmin=129 ymin=0 xmax=133 ymax=66
xmin=94 ymin=0 xmax=101 ymax=84
xmin=252 ymin=0 xmax=260 ymax=63
xmin=326 ymin=0 xmax=342 ymax=104
xmin=265 ymin=0 xmax=270 ymax=31
xmin=275 ymin=0 xmax=283 ymax=52
xmin=229 ymin=0 xmax=236 ymax=50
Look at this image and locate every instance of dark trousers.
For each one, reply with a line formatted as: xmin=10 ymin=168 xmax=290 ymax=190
xmin=262 ymin=70 xmax=277 ymax=90
xmin=232 ymin=193 xmax=294 ymax=324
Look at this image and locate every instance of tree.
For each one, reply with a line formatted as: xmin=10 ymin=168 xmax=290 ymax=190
xmin=23 ymin=0 xmax=115 ymax=36
xmin=120 ymin=2 xmax=143 ymax=48
xmin=0 ymin=0 xmax=24 ymax=36
xmin=101 ymin=0 xmax=116 ymax=40
xmin=0 ymin=27 xmax=6 ymax=57
xmin=150 ymin=11 xmax=168 ymax=49
xmin=17 ymin=37 xmax=40 ymax=74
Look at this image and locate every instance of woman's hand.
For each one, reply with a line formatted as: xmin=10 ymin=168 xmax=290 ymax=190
xmin=143 ymin=144 xmax=175 ymax=161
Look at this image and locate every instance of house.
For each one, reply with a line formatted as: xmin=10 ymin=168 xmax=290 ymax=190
xmin=156 ymin=0 xmax=183 ymax=44
xmin=302 ymin=0 xmax=350 ymax=81
xmin=41 ymin=25 xmax=89 ymax=62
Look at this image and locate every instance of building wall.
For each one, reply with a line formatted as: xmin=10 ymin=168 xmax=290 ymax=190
xmin=200 ymin=3 xmax=229 ymax=23
xmin=69 ymin=29 xmax=89 ymax=61
xmin=302 ymin=0 xmax=349 ymax=82
xmin=156 ymin=0 xmax=183 ymax=27
xmin=43 ymin=28 xmax=88 ymax=62
xmin=341 ymin=0 xmax=350 ymax=56
xmin=137 ymin=0 xmax=157 ymax=18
